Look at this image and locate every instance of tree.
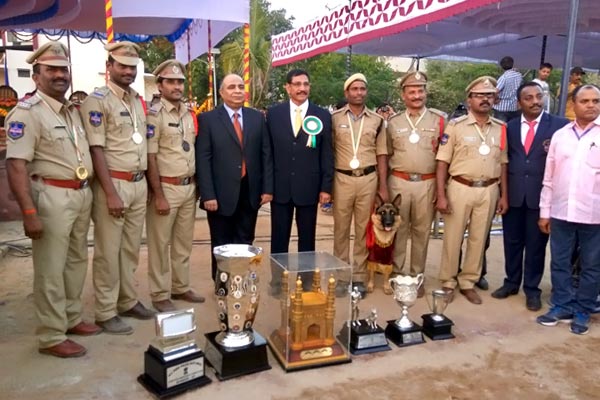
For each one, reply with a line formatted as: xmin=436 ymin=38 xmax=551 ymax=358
xmin=138 ymin=38 xmax=174 ymax=73
xmin=218 ymin=0 xmax=293 ymax=108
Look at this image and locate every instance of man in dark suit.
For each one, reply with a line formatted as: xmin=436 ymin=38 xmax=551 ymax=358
xmin=196 ymin=74 xmax=273 ymax=280
xmin=266 ymin=69 xmax=334 ymax=293
xmin=492 ymin=82 xmax=569 ymax=310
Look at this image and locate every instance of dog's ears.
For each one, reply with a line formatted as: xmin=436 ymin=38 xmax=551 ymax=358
xmin=392 ymin=193 xmax=402 ymax=208
xmin=375 ymin=192 xmax=384 ymax=208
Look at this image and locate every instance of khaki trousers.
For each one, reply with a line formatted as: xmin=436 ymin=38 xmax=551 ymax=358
xmin=439 ymin=179 xmax=499 ymax=289
xmin=31 ymin=181 xmax=92 ymax=348
xmin=92 ymin=178 xmax=147 ymax=321
xmin=333 ymin=171 xmax=378 ymax=282
xmin=388 ymin=176 xmax=436 ymax=276
xmin=146 ymin=183 xmax=196 ymax=302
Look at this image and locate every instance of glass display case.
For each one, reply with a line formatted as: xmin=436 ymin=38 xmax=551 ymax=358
xmin=267 ymin=252 xmax=352 ymax=372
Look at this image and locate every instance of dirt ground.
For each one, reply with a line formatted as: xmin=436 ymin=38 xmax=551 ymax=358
xmin=0 ymin=210 xmax=598 ymax=400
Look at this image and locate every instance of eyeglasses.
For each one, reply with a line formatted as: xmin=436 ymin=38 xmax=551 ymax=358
xmin=470 ymin=93 xmax=496 ymax=99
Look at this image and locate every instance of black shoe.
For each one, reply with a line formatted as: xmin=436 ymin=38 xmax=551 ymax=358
xmin=491 ymin=285 xmax=519 ymax=299
xmin=475 ymin=277 xmax=489 ymax=291
xmin=526 ymin=296 xmax=542 ymax=311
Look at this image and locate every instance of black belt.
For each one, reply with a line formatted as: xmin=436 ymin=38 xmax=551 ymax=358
xmin=336 ymin=165 xmax=377 ymax=177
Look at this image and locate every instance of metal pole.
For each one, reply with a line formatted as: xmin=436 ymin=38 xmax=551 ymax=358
xmin=66 ymin=31 xmax=73 ymax=96
xmin=540 ymin=35 xmax=547 ymax=65
xmin=346 ymin=0 xmax=352 ymax=78
xmin=558 ymin=0 xmax=579 ymax=116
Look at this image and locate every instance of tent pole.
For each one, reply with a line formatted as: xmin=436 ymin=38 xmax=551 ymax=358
xmin=558 ymin=0 xmax=579 ymax=116
xmin=67 ymin=31 xmax=73 ymax=96
xmin=540 ymin=35 xmax=547 ymax=65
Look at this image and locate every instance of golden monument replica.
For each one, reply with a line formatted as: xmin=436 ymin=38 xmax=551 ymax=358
xmin=269 ymin=269 xmax=351 ymax=371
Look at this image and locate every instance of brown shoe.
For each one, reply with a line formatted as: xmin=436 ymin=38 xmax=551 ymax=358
xmin=417 ymin=284 xmax=425 ymax=298
xmin=172 ymin=290 xmax=205 ymax=303
xmin=119 ymin=302 xmax=155 ymax=320
xmin=153 ymin=299 xmax=177 ymax=312
xmin=39 ymin=339 xmax=87 ymax=358
xmin=460 ymin=288 xmax=482 ymax=305
xmin=441 ymin=287 xmax=455 ymax=303
xmin=67 ymin=321 xmax=102 ymax=336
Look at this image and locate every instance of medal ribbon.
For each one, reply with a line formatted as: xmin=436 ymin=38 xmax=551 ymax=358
xmin=347 ymin=112 xmax=365 ymax=164
xmin=473 ymin=122 xmax=491 ymax=145
xmin=37 ymin=94 xmax=85 ymax=169
xmin=405 ymin=108 xmax=427 ymax=134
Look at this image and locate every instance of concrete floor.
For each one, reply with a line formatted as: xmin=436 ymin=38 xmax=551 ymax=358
xmin=0 ymin=209 xmax=599 ymax=400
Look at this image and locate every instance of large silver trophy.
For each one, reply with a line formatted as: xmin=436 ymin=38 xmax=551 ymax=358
xmin=204 ymin=244 xmax=271 ymax=380
xmin=422 ymin=289 xmax=455 ymax=340
xmin=384 ymin=274 xmax=425 ymax=346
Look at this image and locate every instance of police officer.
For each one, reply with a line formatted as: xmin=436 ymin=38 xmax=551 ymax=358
xmin=386 ymin=72 xmax=446 ymax=298
xmin=6 ymin=42 xmax=100 ymax=358
xmin=80 ymin=41 xmax=153 ymax=334
xmin=332 ymin=73 xmax=388 ymax=295
xmin=436 ymin=76 xmax=509 ymax=305
xmin=146 ymin=59 xmax=205 ymax=312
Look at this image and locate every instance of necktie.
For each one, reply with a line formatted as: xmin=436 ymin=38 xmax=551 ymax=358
xmin=524 ymin=120 xmax=537 ymax=155
xmin=294 ymin=107 xmax=302 ymax=137
xmin=233 ymin=112 xmax=246 ymax=177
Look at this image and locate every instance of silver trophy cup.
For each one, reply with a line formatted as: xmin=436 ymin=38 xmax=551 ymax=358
xmin=213 ymin=244 xmax=263 ymax=349
xmin=389 ymin=273 xmax=424 ymax=329
xmin=427 ymin=289 xmax=451 ymax=322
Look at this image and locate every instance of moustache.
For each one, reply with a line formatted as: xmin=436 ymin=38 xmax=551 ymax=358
xmin=52 ymin=79 xmax=68 ymax=84
xmin=480 ymin=101 xmax=490 ymax=106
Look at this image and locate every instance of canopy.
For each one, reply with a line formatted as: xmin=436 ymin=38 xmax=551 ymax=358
xmin=271 ymin=0 xmax=600 ymax=68
xmin=0 ymin=0 xmax=248 ymax=59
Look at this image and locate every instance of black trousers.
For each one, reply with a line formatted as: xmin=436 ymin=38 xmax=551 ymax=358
xmin=206 ymin=177 xmax=258 ymax=280
xmin=502 ymin=203 xmax=549 ymax=297
xmin=269 ymin=201 xmax=318 ymax=288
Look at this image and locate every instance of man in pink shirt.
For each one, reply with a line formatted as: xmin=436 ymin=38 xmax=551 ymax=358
xmin=536 ymin=84 xmax=600 ymax=335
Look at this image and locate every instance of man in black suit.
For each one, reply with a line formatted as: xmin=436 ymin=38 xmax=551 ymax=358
xmin=266 ymin=69 xmax=334 ymax=292
xmin=196 ymin=74 xmax=273 ymax=280
xmin=492 ymin=82 xmax=569 ymax=310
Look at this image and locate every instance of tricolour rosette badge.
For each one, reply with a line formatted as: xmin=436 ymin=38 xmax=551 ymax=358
xmin=302 ymin=115 xmax=322 ymax=148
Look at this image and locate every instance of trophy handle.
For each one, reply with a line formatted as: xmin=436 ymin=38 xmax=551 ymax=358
xmin=416 ymin=273 xmax=424 ymax=289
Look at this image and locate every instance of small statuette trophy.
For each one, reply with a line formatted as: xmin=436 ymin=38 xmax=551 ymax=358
xmin=385 ymin=274 xmax=426 ymax=347
xmin=137 ymin=308 xmax=211 ymax=398
xmin=422 ymin=289 xmax=455 ymax=340
xmin=204 ymin=244 xmax=271 ymax=380
xmin=339 ymin=287 xmax=390 ymax=354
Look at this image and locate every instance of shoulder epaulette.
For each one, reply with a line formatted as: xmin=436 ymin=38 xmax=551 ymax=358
xmin=449 ymin=115 xmax=468 ymax=125
xmin=429 ymin=108 xmax=448 ymax=119
xmin=332 ymin=108 xmax=345 ymax=116
xmin=16 ymin=96 xmax=41 ymax=109
xmin=490 ymin=116 xmax=506 ymax=126
xmin=90 ymin=87 xmax=110 ymax=98
xmin=148 ymin=102 xmax=163 ymax=116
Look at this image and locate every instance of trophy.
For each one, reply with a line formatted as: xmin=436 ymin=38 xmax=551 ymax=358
xmin=204 ymin=244 xmax=271 ymax=380
xmin=385 ymin=274 xmax=426 ymax=347
xmin=138 ymin=309 xmax=211 ymax=398
xmin=422 ymin=289 xmax=455 ymax=340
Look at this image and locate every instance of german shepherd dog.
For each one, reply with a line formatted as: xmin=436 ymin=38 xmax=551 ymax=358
xmin=367 ymin=193 xmax=402 ymax=295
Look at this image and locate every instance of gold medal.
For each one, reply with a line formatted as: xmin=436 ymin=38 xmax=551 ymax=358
xmin=75 ymin=166 xmax=89 ymax=180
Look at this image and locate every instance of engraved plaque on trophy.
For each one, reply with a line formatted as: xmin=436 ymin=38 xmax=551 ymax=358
xmin=204 ymin=244 xmax=271 ymax=380
xmin=422 ymin=289 xmax=455 ymax=340
xmin=385 ymin=274 xmax=426 ymax=347
xmin=137 ymin=309 xmax=211 ymax=398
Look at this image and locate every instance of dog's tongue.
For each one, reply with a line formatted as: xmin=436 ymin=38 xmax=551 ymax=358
xmin=384 ymin=227 xmax=392 ymax=232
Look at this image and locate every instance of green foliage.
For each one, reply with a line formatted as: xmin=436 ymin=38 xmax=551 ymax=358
xmin=138 ymin=38 xmax=174 ymax=73
xmin=425 ymin=60 xmax=501 ymax=114
xmin=274 ymin=53 xmax=400 ymax=109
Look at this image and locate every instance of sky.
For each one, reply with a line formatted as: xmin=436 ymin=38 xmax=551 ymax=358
xmin=268 ymin=0 xmax=346 ymax=27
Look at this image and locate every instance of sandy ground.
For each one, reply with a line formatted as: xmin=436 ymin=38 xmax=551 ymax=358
xmin=0 ymin=210 xmax=599 ymax=400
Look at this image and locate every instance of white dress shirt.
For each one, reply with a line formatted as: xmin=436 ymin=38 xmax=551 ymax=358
xmin=289 ymin=99 xmax=309 ymax=130
xmin=520 ymin=111 xmax=544 ymax=146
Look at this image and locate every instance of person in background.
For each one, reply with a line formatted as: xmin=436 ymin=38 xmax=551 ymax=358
xmin=493 ymin=56 xmax=523 ymax=122
xmin=562 ymin=66 xmax=585 ymax=121
xmin=532 ymin=63 xmax=553 ymax=113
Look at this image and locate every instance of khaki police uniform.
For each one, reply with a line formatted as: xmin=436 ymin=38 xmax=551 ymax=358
xmin=79 ymin=41 xmax=148 ymax=322
xmin=5 ymin=42 xmax=94 ymax=349
xmin=387 ymin=107 xmax=446 ymax=276
xmin=332 ymin=102 xmax=386 ymax=282
xmin=436 ymin=80 xmax=507 ymax=289
xmin=146 ymin=60 xmax=197 ymax=302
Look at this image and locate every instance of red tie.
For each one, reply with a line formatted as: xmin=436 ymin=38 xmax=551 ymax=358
xmin=524 ymin=120 xmax=537 ymax=155
xmin=233 ymin=112 xmax=246 ymax=177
